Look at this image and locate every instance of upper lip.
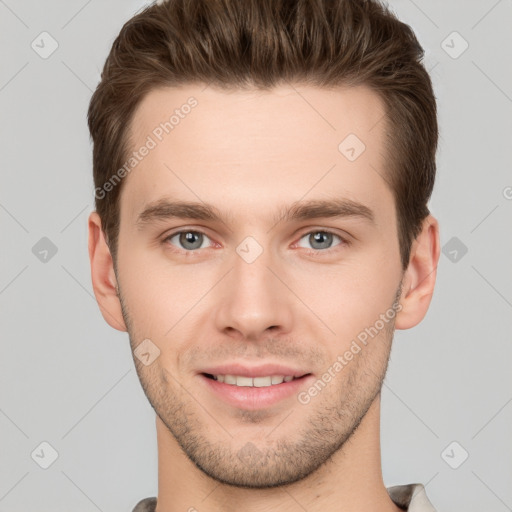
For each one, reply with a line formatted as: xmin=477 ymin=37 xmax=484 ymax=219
xmin=200 ymin=363 xmax=311 ymax=378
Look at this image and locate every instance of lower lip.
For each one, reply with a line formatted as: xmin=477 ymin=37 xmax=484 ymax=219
xmin=199 ymin=374 xmax=314 ymax=409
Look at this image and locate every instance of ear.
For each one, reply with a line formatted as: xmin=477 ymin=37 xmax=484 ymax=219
xmin=395 ymin=214 xmax=440 ymax=330
xmin=88 ymin=211 xmax=127 ymax=332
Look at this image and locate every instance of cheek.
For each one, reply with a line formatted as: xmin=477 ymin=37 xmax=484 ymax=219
xmin=293 ymin=259 xmax=399 ymax=348
xmin=116 ymin=247 xmax=216 ymax=349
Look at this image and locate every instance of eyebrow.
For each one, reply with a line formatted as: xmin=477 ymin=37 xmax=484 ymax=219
xmin=136 ymin=197 xmax=375 ymax=229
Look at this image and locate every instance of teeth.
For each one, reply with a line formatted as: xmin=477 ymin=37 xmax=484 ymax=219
xmin=212 ymin=374 xmax=297 ymax=387
xmin=255 ymin=376 xmax=273 ymax=387
xmin=224 ymin=375 xmax=237 ymax=385
xmin=236 ymin=376 xmax=253 ymax=387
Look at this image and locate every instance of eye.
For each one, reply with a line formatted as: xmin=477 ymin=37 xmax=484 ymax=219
xmin=164 ymin=230 xmax=213 ymax=251
xmin=296 ymin=230 xmax=347 ymax=252
xmin=162 ymin=229 xmax=348 ymax=254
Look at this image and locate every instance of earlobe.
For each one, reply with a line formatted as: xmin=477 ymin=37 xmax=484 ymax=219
xmin=88 ymin=212 xmax=127 ymax=332
xmin=395 ymin=214 xmax=440 ymax=330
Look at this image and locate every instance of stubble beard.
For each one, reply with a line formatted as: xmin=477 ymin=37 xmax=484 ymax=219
xmin=118 ymin=283 xmax=401 ymax=489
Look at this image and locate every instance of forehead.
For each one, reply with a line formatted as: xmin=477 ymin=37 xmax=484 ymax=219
xmin=121 ymin=83 xmax=393 ymax=226
xmin=129 ymin=82 xmax=386 ymax=152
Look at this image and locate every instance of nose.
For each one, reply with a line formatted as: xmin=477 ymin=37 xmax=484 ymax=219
xmin=213 ymin=243 xmax=294 ymax=342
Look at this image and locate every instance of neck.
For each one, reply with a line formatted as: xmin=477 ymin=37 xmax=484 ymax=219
xmin=154 ymin=394 xmax=401 ymax=512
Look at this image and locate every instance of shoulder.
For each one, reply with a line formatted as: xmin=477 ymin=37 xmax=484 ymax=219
xmin=387 ymin=483 xmax=437 ymax=511
xmin=132 ymin=497 xmax=157 ymax=512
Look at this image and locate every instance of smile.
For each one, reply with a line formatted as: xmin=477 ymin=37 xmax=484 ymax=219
xmin=200 ymin=372 xmax=314 ymax=409
xmin=205 ymin=374 xmax=298 ymax=387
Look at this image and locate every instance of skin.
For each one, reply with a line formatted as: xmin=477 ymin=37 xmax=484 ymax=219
xmin=88 ymin=83 xmax=440 ymax=512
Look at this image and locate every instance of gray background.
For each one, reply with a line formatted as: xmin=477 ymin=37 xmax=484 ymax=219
xmin=1 ymin=0 xmax=511 ymax=510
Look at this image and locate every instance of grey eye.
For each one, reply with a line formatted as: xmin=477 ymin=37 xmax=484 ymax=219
xmin=168 ymin=231 xmax=210 ymax=251
xmin=297 ymin=231 xmax=342 ymax=251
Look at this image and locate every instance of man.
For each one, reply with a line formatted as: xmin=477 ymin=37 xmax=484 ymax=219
xmin=87 ymin=0 xmax=440 ymax=510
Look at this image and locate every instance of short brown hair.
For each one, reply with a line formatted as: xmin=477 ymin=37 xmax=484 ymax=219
xmin=88 ymin=0 xmax=437 ymax=270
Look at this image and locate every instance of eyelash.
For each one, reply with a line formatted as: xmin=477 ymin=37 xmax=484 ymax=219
xmin=162 ymin=228 xmax=351 ymax=257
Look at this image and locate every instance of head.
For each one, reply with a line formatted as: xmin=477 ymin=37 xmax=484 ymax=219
xmin=88 ymin=0 xmax=440 ymax=488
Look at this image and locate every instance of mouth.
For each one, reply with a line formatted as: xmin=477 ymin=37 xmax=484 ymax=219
xmin=202 ymin=373 xmax=308 ymax=387
xmin=199 ymin=371 xmax=314 ymax=409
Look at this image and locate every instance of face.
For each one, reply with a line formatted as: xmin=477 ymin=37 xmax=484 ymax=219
xmin=114 ymin=83 xmax=405 ymax=487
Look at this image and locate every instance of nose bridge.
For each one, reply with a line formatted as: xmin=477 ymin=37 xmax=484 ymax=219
xmin=214 ymin=235 xmax=293 ymax=339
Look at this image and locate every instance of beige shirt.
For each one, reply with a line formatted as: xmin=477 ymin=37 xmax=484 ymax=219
xmin=132 ymin=483 xmax=437 ymax=511
xmin=387 ymin=483 xmax=437 ymax=511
